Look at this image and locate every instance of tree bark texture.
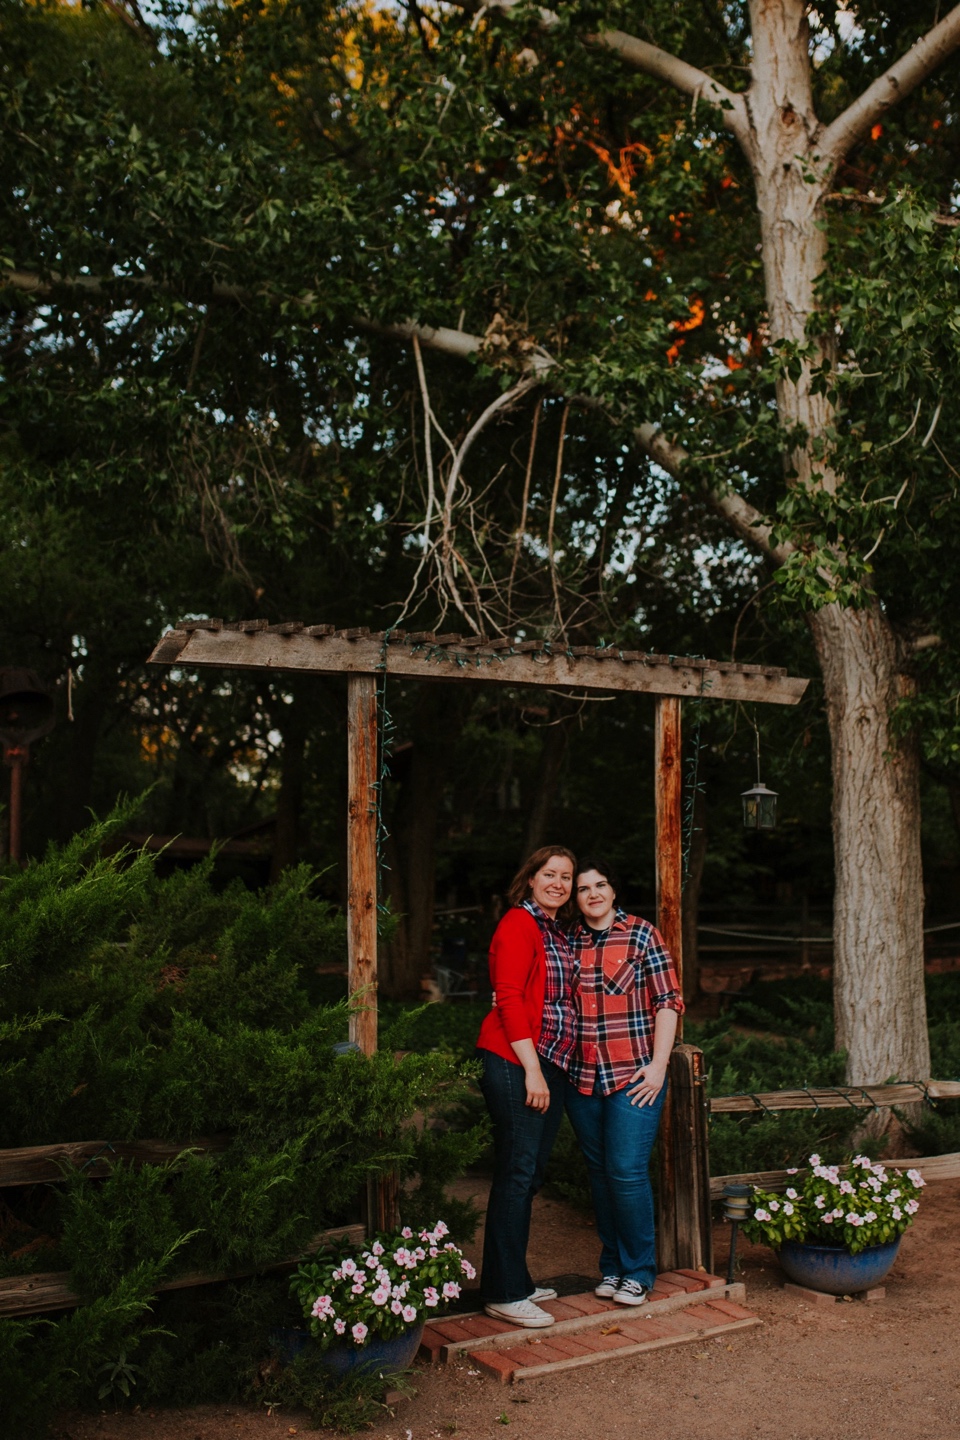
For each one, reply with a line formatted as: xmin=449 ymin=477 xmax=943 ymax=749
xmin=745 ymin=1 xmax=930 ymax=1084
xmin=809 ymin=602 xmax=930 ymax=1084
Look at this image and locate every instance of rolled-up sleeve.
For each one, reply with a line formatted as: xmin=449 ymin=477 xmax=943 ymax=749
xmin=489 ymin=909 xmax=540 ymax=1043
xmin=644 ymin=925 xmax=685 ymax=1015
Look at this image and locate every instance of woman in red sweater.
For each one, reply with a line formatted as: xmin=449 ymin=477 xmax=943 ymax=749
xmin=475 ymin=845 xmax=577 ymax=1329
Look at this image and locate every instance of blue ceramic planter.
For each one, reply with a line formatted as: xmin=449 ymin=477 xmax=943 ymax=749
xmin=777 ymin=1237 xmax=901 ymax=1295
xmin=272 ymin=1324 xmax=424 ymax=1379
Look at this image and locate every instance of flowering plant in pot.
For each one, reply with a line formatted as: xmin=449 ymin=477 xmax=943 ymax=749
xmin=741 ymin=1153 xmax=925 ymax=1294
xmin=289 ymin=1222 xmax=475 ymax=1369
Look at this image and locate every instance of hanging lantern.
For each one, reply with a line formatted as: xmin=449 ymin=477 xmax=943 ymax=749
xmin=742 ymin=780 xmax=778 ymax=830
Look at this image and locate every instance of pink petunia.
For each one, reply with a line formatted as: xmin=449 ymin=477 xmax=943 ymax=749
xmin=333 ymin=1319 xmax=346 ymax=1335
xmin=372 ymin=1241 xmax=385 ymax=1256
xmin=442 ymin=1281 xmax=460 ymax=1300
xmin=391 ymin=1300 xmax=403 ymax=1315
xmin=372 ymin=1287 xmax=390 ymax=1306
xmin=401 ymin=1227 xmax=413 ymax=1239
xmin=402 ymin=1305 xmax=417 ymax=1323
xmin=351 ymin=1322 xmax=368 ymax=1344
xmin=341 ymin=1258 xmax=357 ymax=1276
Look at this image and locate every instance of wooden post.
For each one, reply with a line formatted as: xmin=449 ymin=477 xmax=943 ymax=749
xmin=654 ymin=697 xmax=712 ymax=1273
xmin=657 ymin=1044 xmax=713 ymax=1275
xmin=347 ymin=675 xmax=378 ymax=1056
xmin=654 ymin=695 xmax=683 ymax=999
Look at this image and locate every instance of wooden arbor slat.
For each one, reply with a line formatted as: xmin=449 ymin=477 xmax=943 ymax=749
xmin=150 ymin=626 xmax=808 ymax=705
xmin=148 ymin=621 xmax=810 ymax=1262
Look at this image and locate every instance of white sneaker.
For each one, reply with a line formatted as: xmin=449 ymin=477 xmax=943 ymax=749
xmin=484 ymin=1298 xmax=556 ymax=1328
xmin=612 ymin=1279 xmax=648 ymax=1306
xmin=527 ymin=1286 xmax=558 ymax=1302
xmin=595 ymin=1275 xmax=621 ymax=1298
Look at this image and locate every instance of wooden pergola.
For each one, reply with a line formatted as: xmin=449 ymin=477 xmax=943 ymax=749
xmin=149 ymin=620 xmax=809 ymax=1266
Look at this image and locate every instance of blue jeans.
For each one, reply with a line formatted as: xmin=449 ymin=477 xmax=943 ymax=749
xmin=476 ymin=1048 xmax=568 ymax=1303
xmin=565 ymin=1077 xmax=667 ymax=1290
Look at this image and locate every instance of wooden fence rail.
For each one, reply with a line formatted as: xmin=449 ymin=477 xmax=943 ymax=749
xmin=708 ymin=1150 xmax=960 ymax=1199
xmin=708 ymin=1080 xmax=960 ymax=1115
xmin=0 ymin=1224 xmax=366 ymax=1319
xmin=0 ymin=1138 xmax=230 ymax=1189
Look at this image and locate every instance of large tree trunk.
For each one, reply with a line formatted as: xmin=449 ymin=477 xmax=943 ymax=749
xmin=809 ymin=603 xmax=930 ymax=1083
xmin=745 ymin=0 xmax=930 ymax=1085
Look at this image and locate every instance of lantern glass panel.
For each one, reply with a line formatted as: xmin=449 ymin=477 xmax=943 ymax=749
xmin=741 ymin=782 xmax=778 ymax=831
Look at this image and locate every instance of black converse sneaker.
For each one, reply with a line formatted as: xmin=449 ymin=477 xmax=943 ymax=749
xmin=612 ymin=1279 xmax=648 ymax=1306
xmin=595 ymin=1275 xmax=621 ymax=1298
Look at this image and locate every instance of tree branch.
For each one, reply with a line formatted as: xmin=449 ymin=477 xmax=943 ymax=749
xmin=633 ymin=423 xmax=794 ymax=565
xmin=590 ymin=30 xmax=748 ymax=145
xmin=2 ymin=271 xmax=789 ymax=565
xmin=820 ymin=4 xmax=960 ymax=170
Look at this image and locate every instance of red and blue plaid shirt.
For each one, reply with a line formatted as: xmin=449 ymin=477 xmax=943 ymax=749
xmin=567 ymin=910 xmax=684 ymax=1096
xmin=522 ymin=899 xmax=577 ymax=1071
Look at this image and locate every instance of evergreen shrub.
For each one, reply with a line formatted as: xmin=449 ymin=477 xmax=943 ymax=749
xmin=0 ymin=808 xmax=484 ymax=1433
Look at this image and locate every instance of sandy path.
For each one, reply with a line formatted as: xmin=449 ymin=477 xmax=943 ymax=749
xmin=55 ymin=1177 xmax=960 ymax=1440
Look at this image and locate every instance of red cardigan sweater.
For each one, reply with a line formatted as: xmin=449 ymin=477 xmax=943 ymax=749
xmin=476 ymin=906 xmax=546 ymax=1064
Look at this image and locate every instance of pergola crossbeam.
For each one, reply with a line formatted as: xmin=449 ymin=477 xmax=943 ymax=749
xmin=149 ymin=624 xmax=809 ymax=705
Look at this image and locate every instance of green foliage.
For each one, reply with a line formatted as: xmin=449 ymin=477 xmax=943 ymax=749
xmin=742 ymin=1154 xmax=924 ymax=1255
xmin=290 ymin=1223 xmax=474 ymax=1348
xmin=0 ymin=809 xmax=482 ymax=1428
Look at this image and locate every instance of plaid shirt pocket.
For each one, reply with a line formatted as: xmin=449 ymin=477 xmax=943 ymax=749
xmin=601 ymin=955 xmax=638 ymax=995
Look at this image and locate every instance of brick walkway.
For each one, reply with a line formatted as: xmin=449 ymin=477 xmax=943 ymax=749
xmin=419 ymin=1270 xmax=761 ymax=1383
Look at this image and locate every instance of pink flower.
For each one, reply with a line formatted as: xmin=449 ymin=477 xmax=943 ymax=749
xmin=365 ymin=1254 xmax=379 ymax=1269
xmin=865 ymin=1211 xmax=877 ymax=1223
xmin=401 ymin=1227 xmax=413 ymax=1239
xmin=442 ymin=1282 xmax=460 ymax=1300
xmin=434 ymin=1222 xmax=449 ymax=1237
xmin=429 ymin=1246 xmax=439 ymax=1258
xmin=782 ymin=1202 xmax=794 ymax=1216
xmin=372 ymin=1241 xmax=385 ymax=1256
xmin=906 ymin=1169 xmax=925 ymax=1188
xmin=813 ymin=1195 xmax=826 ymax=1210
xmin=402 ymin=1305 xmax=417 ymax=1323
xmin=461 ymin=1259 xmax=477 ymax=1279
xmin=391 ymin=1300 xmax=403 ymax=1315
xmin=905 ymin=1198 xmax=920 ymax=1215
xmin=785 ymin=1188 xmax=798 ymax=1201
xmin=311 ymin=1295 xmax=334 ymax=1318
xmin=333 ymin=1319 xmax=346 ymax=1335
xmin=839 ymin=1180 xmax=854 ymax=1195
xmin=754 ymin=1208 xmax=771 ymax=1222
xmin=822 ymin=1213 xmax=834 ymax=1223
xmin=768 ymin=1200 xmax=780 ymax=1212
xmin=808 ymin=1154 xmax=821 ymax=1166
xmin=341 ymin=1258 xmax=357 ymax=1276
xmin=786 ymin=1167 xmax=799 ymax=1175
xmin=372 ymin=1287 xmax=390 ymax=1306
xmin=892 ymin=1205 xmax=903 ymax=1220
xmin=351 ymin=1281 xmax=365 ymax=1295
xmin=424 ymin=1286 xmax=439 ymax=1307
xmin=351 ymin=1323 xmax=368 ymax=1344
xmin=393 ymin=1248 xmax=410 ymax=1266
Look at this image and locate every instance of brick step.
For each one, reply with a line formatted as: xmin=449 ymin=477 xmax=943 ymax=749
xmin=471 ymin=1299 xmax=762 ymax=1383
xmin=420 ymin=1270 xmax=753 ymax=1365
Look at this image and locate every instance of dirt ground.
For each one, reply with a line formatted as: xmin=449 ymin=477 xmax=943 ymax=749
xmin=55 ymin=1175 xmax=960 ymax=1440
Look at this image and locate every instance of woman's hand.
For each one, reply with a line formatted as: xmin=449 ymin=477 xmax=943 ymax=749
xmin=524 ymin=1064 xmax=551 ymax=1112
xmin=626 ymin=1060 xmax=666 ymax=1108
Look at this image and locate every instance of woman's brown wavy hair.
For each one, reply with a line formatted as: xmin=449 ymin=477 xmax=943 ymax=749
xmin=506 ymin=845 xmax=578 ymax=911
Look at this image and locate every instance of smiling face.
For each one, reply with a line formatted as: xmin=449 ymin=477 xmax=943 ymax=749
xmin=528 ymin=855 xmax=574 ymax=917
xmin=576 ymin=869 xmax=617 ymax=930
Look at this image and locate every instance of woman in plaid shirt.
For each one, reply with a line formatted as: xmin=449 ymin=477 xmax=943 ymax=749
xmin=566 ymin=857 xmax=684 ymax=1306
